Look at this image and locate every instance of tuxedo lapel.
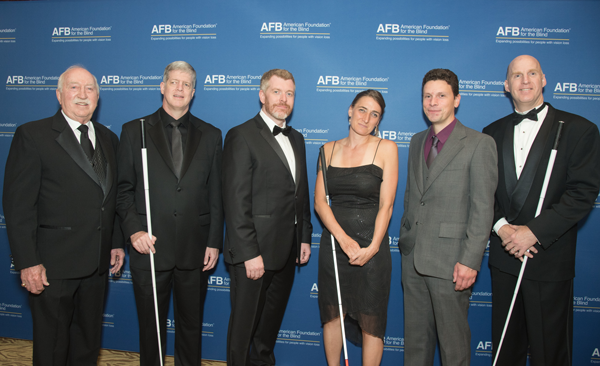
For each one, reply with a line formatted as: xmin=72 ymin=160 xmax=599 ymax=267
xmin=53 ymin=112 xmax=102 ymax=188
xmin=424 ymin=121 xmax=466 ymax=193
xmin=147 ymin=112 xmax=178 ymax=178
xmin=93 ymin=123 xmax=115 ymax=199
xmin=507 ymin=106 xmax=557 ymax=221
xmin=255 ymin=116 xmax=293 ymax=177
xmin=179 ymin=117 xmax=203 ymax=180
xmin=502 ymin=120 xmax=518 ymax=198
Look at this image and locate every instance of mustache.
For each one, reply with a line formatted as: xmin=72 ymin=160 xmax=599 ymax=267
xmin=74 ymin=98 xmax=90 ymax=105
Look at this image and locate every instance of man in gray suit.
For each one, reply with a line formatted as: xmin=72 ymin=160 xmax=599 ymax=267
xmin=399 ymin=68 xmax=498 ymax=365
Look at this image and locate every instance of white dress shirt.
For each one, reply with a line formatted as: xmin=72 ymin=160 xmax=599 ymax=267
xmin=260 ymin=109 xmax=296 ymax=183
xmin=493 ymin=103 xmax=548 ymax=233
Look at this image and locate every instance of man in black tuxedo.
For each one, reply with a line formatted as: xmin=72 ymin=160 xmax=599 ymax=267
xmin=483 ymin=55 xmax=600 ymax=366
xmin=3 ymin=65 xmax=124 ymax=366
xmin=117 ymin=61 xmax=223 ymax=365
xmin=222 ymin=69 xmax=312 ymax=366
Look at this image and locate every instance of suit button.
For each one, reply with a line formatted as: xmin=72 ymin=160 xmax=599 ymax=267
xmin=177 ymin=187 xmax=182 ymax=192
xmin=174 ymin=212 xmax=177 ymax=217
xmin=420 ymin=202 xmax=424 ymax=206
xmin=101 ymin=207 xmax=105 ymax=211
xmin=97 ymin=226 xmax=101 ymax=231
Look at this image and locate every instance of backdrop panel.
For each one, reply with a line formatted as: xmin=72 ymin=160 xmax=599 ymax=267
xmin=1 ymin=1 xmax=599 ymax=364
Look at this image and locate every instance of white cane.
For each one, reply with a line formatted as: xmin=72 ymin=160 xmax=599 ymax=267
xmin=319 ymin=146 xmax=350 ymax=366
xmin=493 ymin=121 xmax=565 ymax=366
xmin=140 ymin=119 xmax=164 ymax=366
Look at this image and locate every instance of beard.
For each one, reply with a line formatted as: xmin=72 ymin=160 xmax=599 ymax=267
xmin=266 ymin=101 xmax=292 ymax=120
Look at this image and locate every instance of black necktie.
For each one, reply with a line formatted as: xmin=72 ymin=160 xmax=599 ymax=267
xmin=78 ymin=124 xmax=94 ymax=160
xmin=513 ymin=103 xmax=545 ymax=125
xmin=426 ymin=135 xmax=439 ymax=168
xmin=273 ymin=125 xmax=291 ymax=136
xmin=171 ymin=121 xmax=183 ymax=178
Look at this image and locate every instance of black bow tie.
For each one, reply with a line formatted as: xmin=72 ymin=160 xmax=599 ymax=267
xmin=513 ymin=104 xmax=546 ymax=125
xmin=273 ymin=125 xmax=291 ymax=136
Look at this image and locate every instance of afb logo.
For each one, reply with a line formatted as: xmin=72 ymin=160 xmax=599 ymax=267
xmin=205 ymin=75 xmax=225 ymax=84
xmin=554 ymin=82 xmax=577 ymax=92
xmin=317 ymin=76 xmax=339 ymax=85
xmin=6 ymin=75 xmax=23 ymax=84
xmin=476 ymin=341 xmax=493 ymax=351
xmin=497 ymin=27 xmax=520 ymax=36
xmin=52 ymin=27 xmax=70 ymax=36
xmin=261 ymin=22 xmax=282 ymax=32
xmin=152 ymin=25 xmax=172 ymax=34
xmin=100 ymin=75 xmax=120 ymax=85
xmin=208 ymin=275 xmax=230 ymax=286
xmin=377 ymin=24 xmax=400 ymax=33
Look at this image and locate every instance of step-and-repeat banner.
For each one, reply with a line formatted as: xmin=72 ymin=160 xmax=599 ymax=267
xmin=1 ymin=0 xmax=599 ymax=364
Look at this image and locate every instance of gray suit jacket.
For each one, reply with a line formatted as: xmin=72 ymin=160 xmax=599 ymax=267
xmin=399 ymin=120 xmax=498 ymax=280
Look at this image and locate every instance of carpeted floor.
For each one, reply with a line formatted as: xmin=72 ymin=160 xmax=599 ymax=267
xmin=0 ymin=337 xmax=226 ymax=366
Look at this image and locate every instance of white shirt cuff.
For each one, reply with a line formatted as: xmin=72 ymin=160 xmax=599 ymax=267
xmin=493 ymin=218 xmax=509 ymax=235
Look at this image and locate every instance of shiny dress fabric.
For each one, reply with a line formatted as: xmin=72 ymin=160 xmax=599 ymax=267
xmin=318 ymin=164 xmax=391 ymax=340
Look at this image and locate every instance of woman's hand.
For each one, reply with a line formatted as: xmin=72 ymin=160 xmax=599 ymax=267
xmin=335 ymin=234 xmax=361 ymax=259
xmin=349 ymin=245 xmax=379 ymax=266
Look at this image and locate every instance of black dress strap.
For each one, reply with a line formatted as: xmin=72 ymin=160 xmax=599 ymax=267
xmin=328 ymin=141 xmax=337 ymax=168
xmin=371 ymin=139 xmax=383 ymax=164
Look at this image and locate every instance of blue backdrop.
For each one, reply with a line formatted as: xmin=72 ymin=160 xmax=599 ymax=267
xmin=1 ymin=0 xmax=599 ymax=364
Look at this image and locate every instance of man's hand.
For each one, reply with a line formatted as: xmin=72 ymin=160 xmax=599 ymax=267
xmin=296 ymin=243 xmax=311 ymax=264
xmin=497 ymin=224 xmax=516 ymax=242
xmin=244 ymin=255 xmax=265 ymax=280
xmin=130 ymin=231 xmax=157 ymax=254
xmin=21 ymin=264 xmax=49 ymax=294
xmin=110 ymin=248 xmax=125 ymax=274
xmin=501 ymin=224 xmax=539 ymax=260
xmin=453 ymin=262 xmax=477 ymax=291
xmin=203 ymin=247 xmax=219 ymax=271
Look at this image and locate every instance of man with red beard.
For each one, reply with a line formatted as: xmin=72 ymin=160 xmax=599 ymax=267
xmin=222 ymin=69 xmax=312 ymax=366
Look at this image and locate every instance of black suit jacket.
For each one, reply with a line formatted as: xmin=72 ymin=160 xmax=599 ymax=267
xmin=483 ymin=103 xmax=600 ymax=281
xmin=222 ymin=114 xmax=312 ymax=271
xmin=3 ymin=110 xmax=122 ymax=279
xmin=117 ymin=108 xmax=223 ymax=271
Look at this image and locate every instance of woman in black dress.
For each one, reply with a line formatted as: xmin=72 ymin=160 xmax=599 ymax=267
xmin=315 ymin=90 xmax=398 ymax=366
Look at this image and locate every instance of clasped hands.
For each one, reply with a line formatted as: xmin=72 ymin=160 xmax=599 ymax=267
xmin=336 ymin=234 xmax=378 ymax=267
xmin=498 ymin=224 xmax=539 ymax=261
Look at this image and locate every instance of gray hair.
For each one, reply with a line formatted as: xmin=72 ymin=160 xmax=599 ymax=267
xmin=57 ymin=65 xmax=99 ymax=93
xmin=163 ymin=61 xmax=196 ymax=88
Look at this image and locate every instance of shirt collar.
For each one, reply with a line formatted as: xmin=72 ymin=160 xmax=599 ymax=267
xmin=160 ymin=107 xmax=190 ymax=128
xmin=62 ymin=110 xmax=94 ymax=134
xmin=260 ymin=109 xmax=287 ymax=133
xmin=427 ymin=118 xmax=457 ymax=144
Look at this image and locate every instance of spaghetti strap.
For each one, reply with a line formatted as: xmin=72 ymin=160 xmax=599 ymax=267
xmin=328 ymin=141 xmax=337 ymax=167
xmin=371 ymin=139 xmax=383 ymax=164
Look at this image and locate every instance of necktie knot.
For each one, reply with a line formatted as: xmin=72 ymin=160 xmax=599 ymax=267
xmin=78 ymin=124 xmax=89 ymax=135
xmin=273 ymin=125 xmax=291 ymax=136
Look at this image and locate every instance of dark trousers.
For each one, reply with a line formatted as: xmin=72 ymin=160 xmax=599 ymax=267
xmin=491 ymin=266 xmax=573 ymax=366
xmin=226 ymin=245 xmax=296 ymax=366
xmin=131 ymin=266 xmax=208 ymax=366
xmin=29 ymin=270 xmax=107 ymax=366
